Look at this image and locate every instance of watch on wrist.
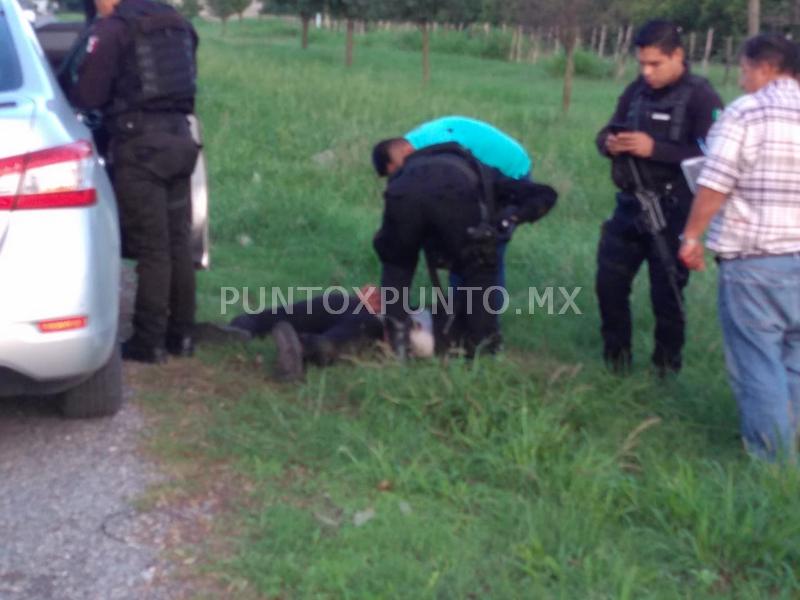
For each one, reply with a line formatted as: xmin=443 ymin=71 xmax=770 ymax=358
xmin=679 ymin=234 xmax=701 ymax=246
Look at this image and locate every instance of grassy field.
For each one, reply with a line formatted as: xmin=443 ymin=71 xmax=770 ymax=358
xmin=137 ymin=18 xmax=800 ymax=599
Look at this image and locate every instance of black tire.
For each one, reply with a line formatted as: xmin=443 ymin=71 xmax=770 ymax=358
xmin=60 ymin=345 xmax=124 ymax=418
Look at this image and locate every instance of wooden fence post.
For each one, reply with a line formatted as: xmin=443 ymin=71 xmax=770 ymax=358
xmin=702 ymin=27 xmax=714 ymax=73
xmin=748 ymin=0 xmax=760 ymax=35
xmin=529 ymin=29 xmax=540 ymax=63
xmin=613 ymin=25 xmax=624 ymax=60
xmin=615 ymin=25 xmax=633 ymax=79
xmin=598 ymin=24 xmax=607 ymax=58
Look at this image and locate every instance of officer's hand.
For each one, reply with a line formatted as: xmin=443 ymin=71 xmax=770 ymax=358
xmin=615 ymin=132 xmax=655 ymax=158
xmin=495 ymin=207 xmax=518 ymax=242
xmin=679 ymin=238 xmax=705 ymax=271
xmin=605 ymin=133 xmax=625 ymax=156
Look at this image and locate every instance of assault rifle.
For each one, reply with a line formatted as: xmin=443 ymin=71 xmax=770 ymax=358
xmin=625 ymin=154 xmax=685 ymax=315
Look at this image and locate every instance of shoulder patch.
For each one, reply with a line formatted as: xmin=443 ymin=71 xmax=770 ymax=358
xmin=86 ymin=35 xmax=99 ymax=54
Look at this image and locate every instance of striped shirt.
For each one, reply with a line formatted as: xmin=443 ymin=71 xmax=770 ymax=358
xmin=697 ymin=77 xmax=800 ymax=258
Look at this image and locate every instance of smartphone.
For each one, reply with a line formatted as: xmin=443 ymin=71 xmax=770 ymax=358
xmin=609 ymin=123 xmax=630 ymax=135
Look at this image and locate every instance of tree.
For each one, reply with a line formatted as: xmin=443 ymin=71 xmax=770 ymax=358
xmin=207 ymin=0 xmax=236 ymax=32
xmin=179 ymin=0 xmax=201 ymax=19
xmin=329 ymin=0 xmax=372 ymax=66
xmin=748 ymin=0 xmax=761 ymax=34
xmin=522 ymin=0 xmax=615 ymax=113
xmin=612 ymin=0 xmax=749 ymax=38
xmin=231 ymin=0 xmax=251 ymax=20
xmin=378 ymin=0 xmax=460 ymax=83
xmin=267 ymin=0 xmax=327 ymax=48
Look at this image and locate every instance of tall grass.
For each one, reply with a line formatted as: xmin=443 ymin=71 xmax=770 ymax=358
xmin=151 ymin=18 xmax=800 ymax=598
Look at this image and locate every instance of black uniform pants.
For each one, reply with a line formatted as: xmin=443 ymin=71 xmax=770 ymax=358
xmin=112 ymin=114 xmax=199 ymax=349
xmin=439 ymin=265 xmax=503 ymax=356
xmin=381 ymin=260 xmax=502 ymax=358
xmin=595 ymin=193 xmax=689 ymax=371
xmin=231 ymin=293 xmax=385 ymax=353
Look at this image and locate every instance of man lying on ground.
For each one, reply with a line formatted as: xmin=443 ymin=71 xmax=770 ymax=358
xmin=197 ymin=285 xmax=438 ymax=381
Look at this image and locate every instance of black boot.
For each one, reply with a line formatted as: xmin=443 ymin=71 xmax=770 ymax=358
xmin=122 ymin=337 xmax=168 ymax=364
xmin=603 ymin=346 xmax=632 ymax=375
xmin=652 ymin=345 xmax=682 ymax=378
xmin=165 ymin=334 xmax=194 ymax=357
xmin=298 ymin=333 xmax=337 ymax=367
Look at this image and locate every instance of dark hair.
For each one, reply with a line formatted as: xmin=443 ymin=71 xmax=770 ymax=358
xmin=371 ymin=138 xmax=403 ymax=177
xmin=634 ymin=20 xmax=683 ymax=55
xmin=742 ymin=34 xmax=798 ymax=75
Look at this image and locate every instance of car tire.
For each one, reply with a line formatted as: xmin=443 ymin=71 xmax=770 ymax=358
xmin=59 ymin=345 xmax=124 ymax=418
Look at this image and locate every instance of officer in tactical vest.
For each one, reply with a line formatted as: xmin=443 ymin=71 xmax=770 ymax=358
xmin=374 ymin=143 xmax=557 ymax=357
xmin=595 ymin=20 xmax=723 ymax=375
xmin=71 ymin=0 xmax=199 ymax=363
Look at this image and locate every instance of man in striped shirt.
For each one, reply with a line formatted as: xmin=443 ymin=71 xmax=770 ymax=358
xmin=680 ymin=35 xmax=800 ymax=461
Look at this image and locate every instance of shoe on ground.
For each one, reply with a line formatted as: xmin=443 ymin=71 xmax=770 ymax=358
xmin=603 ymin=348 xmax=632 ymax=376
xmin=165 ymin=334 xmax=194 ymax=357
xmin=299 ymin=333 xmax=337 ymax=367
xmin=121 ymin=339 xmax=168 ymax=364
xmin=271 ymin=321 xmax=304 ymax=382
xmin=652 ymin=350 xmax=682 ymax=378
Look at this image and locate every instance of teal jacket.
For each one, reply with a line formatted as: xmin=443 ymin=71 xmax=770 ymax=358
xmin=405 ymin=115 xmax=532 ymax=179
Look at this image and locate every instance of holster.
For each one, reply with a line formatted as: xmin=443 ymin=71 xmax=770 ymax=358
xmin=462 ymin=222 xmax=499 ymax=269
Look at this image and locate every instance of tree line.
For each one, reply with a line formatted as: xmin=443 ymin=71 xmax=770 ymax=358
xmin=192 ymin=0 xmax=797 ymax=110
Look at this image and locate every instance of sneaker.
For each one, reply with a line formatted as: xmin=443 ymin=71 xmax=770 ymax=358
xmin=271 ymin=321 xmax=304 ymax=382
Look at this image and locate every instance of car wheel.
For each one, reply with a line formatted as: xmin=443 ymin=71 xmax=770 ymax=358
xmin=59 ymin=345 xmax=124 ymax=418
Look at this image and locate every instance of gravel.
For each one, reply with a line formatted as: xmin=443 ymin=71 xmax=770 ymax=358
xmin=0 ymin=264 xmax=217 ymax=600
xmin=0 ymin=393 xmax=182 ymax=600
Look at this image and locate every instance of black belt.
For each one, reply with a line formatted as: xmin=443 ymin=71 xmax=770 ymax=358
xmin=109 ymin=111 xmax=190 ymax=136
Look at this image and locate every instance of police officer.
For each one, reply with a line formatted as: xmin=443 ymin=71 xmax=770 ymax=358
xmin=595 ymin=20 xmax=723 ymax=374
xmin=372 ymin=116 xmax=533 ymax=303
xmin=71 ymin=0 xmax=199 ymax=363
xmin=374 ymin=143 xmax=557 ymax=357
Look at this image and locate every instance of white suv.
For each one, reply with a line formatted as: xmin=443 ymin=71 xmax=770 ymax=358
xmin=0 ymin=0 xmax=122 ymax=417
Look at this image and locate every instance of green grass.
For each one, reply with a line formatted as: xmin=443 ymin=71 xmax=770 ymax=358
xmin=147 ymin=17 xmax=800 ymax=598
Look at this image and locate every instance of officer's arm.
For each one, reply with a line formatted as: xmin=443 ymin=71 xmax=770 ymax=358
xmin=595 ymin=81 xmax=637 ymax=158
xmin=373 ymin=213 xmax=422 ymax=274
xmin=650 ymin=83 xmax=724 ymax=164
xmin=69 ymin=19 xmax=125 ymax=110
xmin=494 ymin=171 xmax=557 ymax=225
xmin=373 ymin=182 xmax=426 ymax=321
xmin=374 ymin=225 xmax=419 ymax=322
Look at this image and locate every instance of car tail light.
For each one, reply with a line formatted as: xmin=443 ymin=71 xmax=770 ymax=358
xmin=0 ymin=141 xmax=97 ymax=211
xmin=37 ymin=316 xmax=88 ymax=333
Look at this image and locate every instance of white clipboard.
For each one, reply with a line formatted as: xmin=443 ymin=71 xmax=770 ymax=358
xmin=681 ymin=156 xmax=706 ymax=194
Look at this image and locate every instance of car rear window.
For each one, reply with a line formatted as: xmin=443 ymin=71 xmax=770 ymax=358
xmin=0 ymin=12 xmax=23 ymax=92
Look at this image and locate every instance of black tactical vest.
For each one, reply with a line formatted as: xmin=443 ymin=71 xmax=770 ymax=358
xmin=613 ymin=72 xmax=700 ymax=192
xmin=110 ymin=0 xmax=196 ymax=116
